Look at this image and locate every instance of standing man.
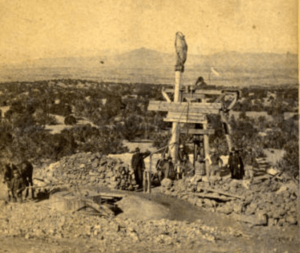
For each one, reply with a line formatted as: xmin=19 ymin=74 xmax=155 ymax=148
xmin=181 ymin=154 xmax=194 ymax=178
xmin=131 ymin=147 xmax=150 ymax=189
xmin=10 ymin=168 xmax=26 ymax=203
xmin=235 ymin=150 xmax=245 ymax=179
xmin=194 ymin=154 xmax=206 ymax=177
xmin=165 ymin=156 xmax=176 ymax=180
xmin=19 ymin=160 xmax=34 ymax=199
xmin=156 ymin=153 xmax=168 ymax=183
xmin=3 ymin=163 xmax=13 ymax=201
xmin=228 ymin=148 xmax=243 ymax=179
xmin=178 ymin=144 xmax=188 ymax=162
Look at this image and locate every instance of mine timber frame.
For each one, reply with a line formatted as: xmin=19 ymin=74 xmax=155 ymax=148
xmin=147 ymin=85 xmax=240 ymax=193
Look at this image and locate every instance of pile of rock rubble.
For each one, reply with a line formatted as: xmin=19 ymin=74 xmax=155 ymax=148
xmin=160 ymin=174 xmax=299 ymax=227
xmin=0 ymin=199 xmax=244 ymax=250
xmin=36 ymin=152 xmax=137 ymax=191
xmin=34 ymin=152 xmax=298 ymax=227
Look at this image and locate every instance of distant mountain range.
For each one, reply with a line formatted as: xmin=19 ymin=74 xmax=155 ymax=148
xmin=0 ymin=48 xmax=298 ymax=87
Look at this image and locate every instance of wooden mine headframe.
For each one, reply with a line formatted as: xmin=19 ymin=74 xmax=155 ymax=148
xmin=144 ymin=32 xmax=241 ymax=193
xmin=148 ymin=87 xmax=241 ymax=168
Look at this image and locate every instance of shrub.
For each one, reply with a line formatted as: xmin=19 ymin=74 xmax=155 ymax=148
xmin=35 ymin=111 xmax=58 ymax=126
xmin=278 ymin=140 xmax=299 ymax=177
xmin=64 ymin=115 xmax=77 ymax=125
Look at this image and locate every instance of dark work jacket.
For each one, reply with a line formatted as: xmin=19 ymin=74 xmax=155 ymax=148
xmin=229 ymin=153 xmax=243 ymax=179
xmin=178 ymin=150 xmax=188 ymax=162
xmin=162 ymin=161 xmax=175 ymax=180
xmin=131 ymin=152 xmax=150 ymax=171
xmin=4 ymin=165 xmax=13 ymax=188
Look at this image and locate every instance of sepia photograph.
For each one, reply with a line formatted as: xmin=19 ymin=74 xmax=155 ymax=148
xmin=0 ymin=0 xmax=298 ymax=252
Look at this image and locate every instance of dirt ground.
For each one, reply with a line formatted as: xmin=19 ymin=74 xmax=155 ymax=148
xmin=0 ymin=178 xmax=299 ymax=253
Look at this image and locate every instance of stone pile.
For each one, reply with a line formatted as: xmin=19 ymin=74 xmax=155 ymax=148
xmin=161 ymin=175 xmax=299 ymax=227
xmin=37 ymin=152 xmax=137 ymax=191
xmin=0 ymin=200 xmax=240 ymax=250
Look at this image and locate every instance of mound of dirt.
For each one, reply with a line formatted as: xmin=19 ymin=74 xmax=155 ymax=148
xmin=116 ymin=195 xmax=169 ymax=221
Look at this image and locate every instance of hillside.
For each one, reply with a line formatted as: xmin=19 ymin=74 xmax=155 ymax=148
xmin=0 ymin=49 xmax=298 ymax=87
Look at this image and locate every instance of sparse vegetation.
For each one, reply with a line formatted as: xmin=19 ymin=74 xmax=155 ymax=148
xmin=0 ymin=80 xmax=297 ymax=174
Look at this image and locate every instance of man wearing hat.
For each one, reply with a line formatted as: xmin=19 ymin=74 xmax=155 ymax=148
xmin=10 ymin=167 xmax=26 ymax=203
xmin=165 ymin=156 xmax=176 ymax=180
xmin=228 ymin=147 xmax=244 ymax=179
xmin=178 ymin=144 xmax=188 ymax=163
xmin=3 ymin=163 xmax=13 ymax=201
xmin=131 ymin=147 xmax=150 ymax=189
xmin=156 ymin=153 xmax=168 ymax=183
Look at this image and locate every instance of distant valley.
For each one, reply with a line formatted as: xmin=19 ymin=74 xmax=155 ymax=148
xmin=0 ymin=48 xmax=298 ymax=87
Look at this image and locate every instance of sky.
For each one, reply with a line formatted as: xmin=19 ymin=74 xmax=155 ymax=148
xmin=0 ymin=0 xmax=298 ymax=64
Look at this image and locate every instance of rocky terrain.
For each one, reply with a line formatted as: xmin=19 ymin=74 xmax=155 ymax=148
xmin=161 ymin=174 xmax=299 ymax=227
xmin=0 ymin=151 xmax=299 ymax=253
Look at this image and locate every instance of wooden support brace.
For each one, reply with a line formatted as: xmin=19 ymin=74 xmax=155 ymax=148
xmin=214 ymin=93 xmax=226 ymax=103
xmin=227 ymin=92 xmax=238 ymax=110
xmin=148 ymin=101 xmax=222 ymax=114
xmin=161 ymin=90 xmax=171 ymax=102
xmin=165 ymin=88 xmax=223 ymax=95
xmin=180 ymin=129 xmax=215 ymax=135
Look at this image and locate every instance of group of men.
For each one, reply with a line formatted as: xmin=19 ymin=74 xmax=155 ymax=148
xmin=3 ymin=160 xmax=33 ymax=203
xmin=156 ymin=145 xmax=196 ymax=181
xmin=130 ymin=144 xmax=246 ymax=189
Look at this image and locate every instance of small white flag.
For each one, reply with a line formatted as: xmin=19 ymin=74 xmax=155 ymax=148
xmin=211 ymin=67 xmax=220 ymax=77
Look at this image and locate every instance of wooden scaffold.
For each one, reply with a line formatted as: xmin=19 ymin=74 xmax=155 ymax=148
xmin=144 ymin=32 xmax=241 ymax=193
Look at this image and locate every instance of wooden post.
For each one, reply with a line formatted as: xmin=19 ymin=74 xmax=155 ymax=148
xmin=198 ymin=92 xmax=210 ymax=178
xmin=143 ymin=170 xmax=147 ymax=192
xmin=203 ymin=120 xmax=210 ymax=178
xmin=220 ymin=110 xmax=233 ymax=152
xmin=147 ymin=155 xmax=152 ymax=193
xmin=169 ymin=71 xmax=182 ymax=164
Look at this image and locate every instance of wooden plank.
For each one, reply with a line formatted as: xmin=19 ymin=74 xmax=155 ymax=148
xmin=165 ymin=88 xmax=241 ymax=97
xmin=180 ymin=128 xmax=215 ymax=135
xmin=165 ymin=88 xmax=223 ymax=95
xmin=164 ymin=117 xmax=207 ymax=124
xmin=192 ymin=193 xmax=234 ymax=201
xmin=161 ymin=91 xmax=171 ymax=102
xmin=198 ymin=186 xmax=245 ymax=200
xmin=231 ymin=213 xmax=268 ymax=226
xmin=168 ymin=111 xmax=206 ymax=119
xmin=164 ymin=112 xmax=207 ymax=124
xmin=182 ymin=93 xmax=206 ymax=100
xmin=227 ymin=93 xmax=238 ymax=110
xmin=148 ymin=101 xmax=221 ymax=114
xmin=214 ymin=93 xmax=226 ymax=103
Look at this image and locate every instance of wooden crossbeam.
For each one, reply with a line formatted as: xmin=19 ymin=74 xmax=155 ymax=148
xmin=164 ymin=117 xmax=207 ymax=124
xmin=182 ymin=93 xmax=206 ymax=100
xmin=165 ymin=88 xmax=223 ymax=95
xmin=148 ymin=101 xmax=221 ymax=114
xmin=180 ymin=129 xmax=215 ymax=135
xmin=165 ymin=112 xmax=207 ymax=124
xmin=168 ymin=111 xmax=206 ymax=118
xmin=165 ymin=88 xmax=241 ymax=98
